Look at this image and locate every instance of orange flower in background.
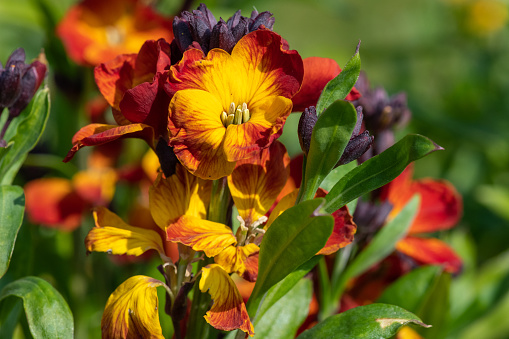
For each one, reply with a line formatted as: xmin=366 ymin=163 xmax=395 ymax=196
xmin=381 ymin=165 xmax=463 ymax=273
xmin=166 ymin=29 xmax=304 ymax=179
xmin=57 ymin=0 xmax=173 ymax=66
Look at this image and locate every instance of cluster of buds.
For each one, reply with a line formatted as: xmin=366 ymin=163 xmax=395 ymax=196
xmin=298 ymin=105 xmax=374 ymax=166
xmin=172 ymin=3 xmax=275 ymax=56
xmin=0 ymin=48 xmax=46 ymax=147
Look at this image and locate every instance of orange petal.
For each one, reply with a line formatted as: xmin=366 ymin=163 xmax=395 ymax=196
xmin=167 ymin=215 xmax=236 ymax=258
xmin=72 ymin=168 xmax=118 ymax=206
xmin=396 ymin=236 xmax=463 ymax=274
xmin=24 ymin=178 xmax=86 ymax=231
xmin=149 ymin=166 xmax=211 ymax=230
xmin=199 ymin=264 xmax=254 ymax=336
xmin=101 ymin=275 xmax=165 ymax=339
xmin=86 ymin=207 xmax=165 ymax=257
xmin=265 ymin=188 xmax=299 ymax=230
xmin=315 ymin=189 xmax=357 ymax=255
xmin=94 ymin=54 xmax=137 ymax=109
xmin=228 ymin=141 xmax=290 ymax=225
xmin=396 ymin=326 xmax=424 ymax=339
xmin=214 ymin=244 xmax=260 ymax=279
xmin=64 ymin=123 xmax=155 ymax=162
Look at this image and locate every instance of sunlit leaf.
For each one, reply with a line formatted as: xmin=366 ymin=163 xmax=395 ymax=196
xmin=0 ymin=185 xmax=24 ymax=278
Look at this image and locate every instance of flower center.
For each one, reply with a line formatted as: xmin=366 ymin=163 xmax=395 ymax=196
xmin=221 ymin=102 xmax=250 ymax=127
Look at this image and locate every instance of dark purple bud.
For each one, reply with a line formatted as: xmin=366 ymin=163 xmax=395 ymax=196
xmin=6 ymin=48 xmax=26 ymax=65
xmin=298 ymin=106 xmax=317 ymax=156
xmin=197 ymin=3 xmax=217 ymax=28
xmin=231 ymin=16 xmax=249 ymax=43
xmin=249 ymin=11 xmax=275 ymax=31
xmin=155 ymin=138 xmax=179 ymax=178
xmin=374 ymin=129 xmax=394 ymax=155
xmin=8 ymin=66 xmax=38 ymax=118
xmin=227 ymin=10 xmax=242 ymax=30
xmin=173 ymin=16 xmax=194 ymax=52
xmin=250 ymin=9 xmax=259 ymax=20
xmin=337 ymin=130 xmax=374 ymax=166
xmin=352 ymin=106 xmax=364 ymax=137
xmin=0 ymin=60 xmax=24 ymax=108
xmin=210 ymin=19 xmax=235 ymax=53
xmin=191 ymin=10 xmax=212 ymax=52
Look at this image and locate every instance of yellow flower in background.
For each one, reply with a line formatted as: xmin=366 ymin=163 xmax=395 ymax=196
xmin=468 ymin=0 xmax=508 ymax=35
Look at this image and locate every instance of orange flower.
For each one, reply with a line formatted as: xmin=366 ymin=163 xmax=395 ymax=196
xmin=381 ymin=165 xmax=463 ymax=273
xmin=166 ymin=29 xmax=304 ymax=179
xmin=57 ymin=0 xmax=173 ymax=66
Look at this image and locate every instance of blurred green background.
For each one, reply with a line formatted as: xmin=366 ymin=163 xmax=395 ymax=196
xmin=1 ymin=0 xmax=508 ymax=338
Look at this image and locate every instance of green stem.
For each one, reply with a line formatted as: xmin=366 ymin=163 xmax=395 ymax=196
xmin=317 ymin=257 xmax=332 ymax=318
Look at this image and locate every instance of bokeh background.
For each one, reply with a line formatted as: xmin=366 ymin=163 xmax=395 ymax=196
xmin=1 ymin=0 xmax=508 ymax=338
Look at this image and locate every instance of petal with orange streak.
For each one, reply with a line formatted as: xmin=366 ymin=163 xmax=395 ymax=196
xmin=168 ymin=89 xmax=234 ymax=179
xmin=24 ymin=178 xmax=86 ymax=231
xmin=199 ymin=264 xmax=254 ymax=336
xmin=381 ymin=165 xmax=414 ymax=218
xmin=149 ymin=166 xmax=211 ymax=230
xmin=72 ymin=168 xmax=118 ymax=206
xmin=86 ymin=207 xmax=165 ymax=256
xmin=167 ymin=215 xmax=236 ymax=258
xmin=101 ymin=275 xmax=165 ymax=339
xmin=228 ymin=141 xmax=290 ymax=225
xmin=94 ymin=54 xmax=137 ymax=109
xmin=265 ymin=188 xmax=299 ymax=230
xmin=214 ymin=244 xmax=260 ymax=279
xmin=64 ymin=123 xmax=155 ymax=162
xmin=396 ymin=236 xmax=462 ymax=274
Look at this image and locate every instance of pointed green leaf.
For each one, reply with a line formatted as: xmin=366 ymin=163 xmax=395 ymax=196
xmin=298 ymin=303 xmax=430 ymax=339
xmin=299 ymin=100 xmax=357 ymax=202
xmin=253 ymin=279 xmax=312 ymax=338
xmin=0 ymin=185 xmax=25 ymax=278
xmin=315 ymin=42 xmax=361 ymax=115
xmin=324 ymin=134 xmax=441 ymax=213
xmin=0 ymin=276 xmax=74 ymax=338
xmin=248 ymin=199 xmax=333 ymax=315
xmin=416 ymin=272 xmax=450 ymax=338
xmin=0 ymin=88 xmax=50 ymax=185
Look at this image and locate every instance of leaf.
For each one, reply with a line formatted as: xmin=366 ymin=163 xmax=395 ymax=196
xmin=0 ymin=276 xmax=74 ymax=338
xmin=320 ymin=161 xmax=357 ymax=192
xmin=0 ymin=88 xmax=50 ymax=185
xmin=299 ymin=100 xmax=358 ymax=202
xmin=253 ymin=279 xmax=312 ymax=338
xmin=324 ymin=134 xmax=441 ymax=213
xmin=315 ymin=42 xmax=361 ymax=115
xmin=0 ymin=185 xmax=25 ymax=278
xmin=416 ymin=272 xmax=450 ymax=339
xmin=248 ymin=199 xmax=333 ymax=315
xmin=298 ymin=303 xmax=430 ymax=339
xmin=253 ymin=256 xmax=321 ymax=323
xmin=377 ymin=265 xmax=443 ymax=313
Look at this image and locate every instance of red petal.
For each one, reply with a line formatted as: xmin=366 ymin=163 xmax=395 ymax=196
xmin=396 ymin=236 xmax=463 ymax=274
xmin=94 ymin=54 xmax=137 ymax=109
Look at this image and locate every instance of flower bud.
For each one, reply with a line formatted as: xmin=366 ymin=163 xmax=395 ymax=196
xmin=8 ymin=61 xmax=47 ymax=118
xmin=337 ymin=130 xmax=374 ymax=165
xmin=298 ymin=106 xmax=317 ymax=156
xmin=155 ymin=138 xmax=179 ymax=177
xmin=0 ymin=48 xmax=26 ymax=108
xmin=210 ymin=19 xmax=235 ymax=53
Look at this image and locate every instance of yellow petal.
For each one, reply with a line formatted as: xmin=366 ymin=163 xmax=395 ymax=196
xmin=149 ymin=165 xmax=211 ymax=230
xmin=264 ymin=188 xmax=299 ymax=230
xmin=167 ymin=215 xmax=236 ymax=258
xmin=214 ymin=243 xmax=259 ymax=277
xmin=199 ymin=264 xmax=254 ymax=336
xmin=86 ymin=207 xmax=165 ymax=256
xmin=101 ymin=275 xmax=165 ymax=339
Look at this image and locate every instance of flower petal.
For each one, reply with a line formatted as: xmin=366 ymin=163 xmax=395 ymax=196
xmin=72 ymin=168 xmax=118 ymax=206
xmin=101 ymin=275 xmax=165 ymax=339
xmin=24 ymin=178 xmax=86 ymax=231
xmin=64 ymin=123 xmax=155 ymax=162
xmin=149 ymin=166 xmax=211 ymax=229
xmin=265 ymin=188 xmax=299 ymax=230
xmin=86 ymin=207 xmax=165 ymax=257
xmin=228 ymin=141 xmax=290 ymax=225
xmin=214 ymin=243 xmax=260 ymax=279
xmin=167 ymin=215 xmax=236 ymax=258
xmin=396 ymin=326 xmax=425 ymax=339
xmin=199 ymin=264 xmax=254 ymax=336
xmin=396 ymin=236 xmax=463 ymax=274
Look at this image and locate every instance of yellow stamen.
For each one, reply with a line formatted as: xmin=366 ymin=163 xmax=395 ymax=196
xmin=221 ymin=102 xmax=250 ymax=127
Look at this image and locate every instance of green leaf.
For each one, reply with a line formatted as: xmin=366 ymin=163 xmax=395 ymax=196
xmin=254 ymin=256 xmax=321 ymax=323
xmin=315 ymin=42 xmax=361 ymax=115
xmin=416 ymin=273 xmax=450 ymax=339
xmin=248 ymin=199 xmax=333 ymax=315
xmin=324 ymin=134 xmax=441 ymax=213
xmin=0 ymin=276 xmax=74 ymax=338
xmin=0 ymin=88 xmax=50 ymax=185
xmin=253 ymin=279 xmax=312 ymax=338
xmin=298 ymin=303 xmax=430 ymax=339
xmin=320 ymin=160 xmax=357 ymax=192
xmin=377 ymin=265 xmax=443 ymax=313
xmin=0 ymin=185 xmax=25 ymax=278
xmin=299 ymin=100 xmax=358 ymax=202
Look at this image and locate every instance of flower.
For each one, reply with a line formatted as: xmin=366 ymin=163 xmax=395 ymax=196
xmin=56 ymin=0 xmax=174 ymax=66
xmin=381 ymin=165 xmax=463 ymax=273
xmin=166 ymin=29 xmax=304 ymax=179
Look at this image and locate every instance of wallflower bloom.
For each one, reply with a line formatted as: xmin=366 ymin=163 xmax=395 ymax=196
xmin=381 ymin=165 xmax=463 ymax=273
xmin=166 ymin=29 xmax=304 ymax=179
xmin=57 ymin=0 xmax=173 ymax=66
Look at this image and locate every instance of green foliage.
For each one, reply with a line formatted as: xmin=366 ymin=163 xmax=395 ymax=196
xmin=298 ymin=303 xmax=430 ymax=339
xmin=0 ymin=185 xmax=25 ymax=278
xmin=248 ymin=198 xmax=333 ymax=315
xmin=299 ymin=100 xmax=358 ymax=202
xmin=0 ymin=276 xmax=74 ymax=338
xmin=324 ymin=134 xmax=441 ymax=213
